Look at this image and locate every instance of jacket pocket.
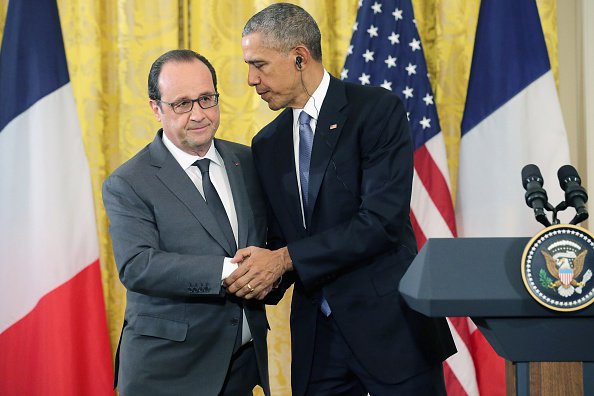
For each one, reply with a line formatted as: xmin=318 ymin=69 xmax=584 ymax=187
xmin=133 ymin=314 xmax=188 ymax=342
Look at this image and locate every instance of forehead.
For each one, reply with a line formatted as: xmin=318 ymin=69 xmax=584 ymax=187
xmin=159 ymin=59 xmax=214 ymax=98
xmin=242 ymin=32 xmax=285 ymax=60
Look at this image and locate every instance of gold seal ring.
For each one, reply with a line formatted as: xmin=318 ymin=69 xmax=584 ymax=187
xmin=247 ymin=283 xmax=254 ymax=292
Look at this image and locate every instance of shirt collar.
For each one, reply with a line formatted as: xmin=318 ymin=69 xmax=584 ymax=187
xmin=161 ymin=132 xmax=222 ymax=170
xmin=292 ymin=69 xmax=330 ymax=122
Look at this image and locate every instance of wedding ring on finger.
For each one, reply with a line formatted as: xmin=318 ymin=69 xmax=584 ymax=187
xmin=246 ymin=283 xmax=254 ymax=292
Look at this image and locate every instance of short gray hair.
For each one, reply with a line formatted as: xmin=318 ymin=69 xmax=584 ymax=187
xmin=242 ymin=3 xmax=322 ymax=61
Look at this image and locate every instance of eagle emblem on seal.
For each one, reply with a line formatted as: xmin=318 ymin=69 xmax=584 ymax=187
xmin=540 ymin=240 xmax=592 ymax=297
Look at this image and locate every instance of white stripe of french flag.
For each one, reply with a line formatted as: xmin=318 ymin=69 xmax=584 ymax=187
xmin=0 ymin=0 xmax=113 ymax=394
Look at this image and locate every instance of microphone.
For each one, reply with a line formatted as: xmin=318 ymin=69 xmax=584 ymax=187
xmin=557 ymin=165 xmax=589 ymax=224
xmin=521 ymin=164 xmax=552 ymax=227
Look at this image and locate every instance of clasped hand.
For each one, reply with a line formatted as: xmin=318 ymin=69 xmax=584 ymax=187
xmin=224 ymin=246 xmax=291 ymax=300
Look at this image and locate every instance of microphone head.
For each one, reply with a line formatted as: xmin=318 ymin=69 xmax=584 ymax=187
xmin=558 ymin=164 xmax=581 ymax=190
xmin=521 ymin=164 xmax=543 ymax=189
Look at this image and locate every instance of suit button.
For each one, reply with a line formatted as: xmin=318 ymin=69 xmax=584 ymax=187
xmin=230 ymin=318 xmax=239 ymax=326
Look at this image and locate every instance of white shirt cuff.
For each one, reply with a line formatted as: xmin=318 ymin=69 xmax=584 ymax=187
xmin=222 ymin=257 xmax=238 ymax=280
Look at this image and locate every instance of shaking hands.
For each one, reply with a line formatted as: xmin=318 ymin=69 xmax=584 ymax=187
xmin=224 ymin=246 xmax=292 ymax=300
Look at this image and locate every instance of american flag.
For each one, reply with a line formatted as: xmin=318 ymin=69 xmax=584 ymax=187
xmin=342 ymin=1 xmax=479 ymax=395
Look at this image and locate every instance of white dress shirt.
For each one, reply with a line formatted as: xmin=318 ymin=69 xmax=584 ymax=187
xmin=292 ymin=70 xmax=331 ymax=227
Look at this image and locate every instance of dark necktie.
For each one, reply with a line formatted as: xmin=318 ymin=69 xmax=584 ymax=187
xmin=194 ymin=159 xmax=243 ymax=352
xmin=193 ymin=159 xmax=237 ymax=254
xmin=298 ymin=112 xmax=332 ymax=316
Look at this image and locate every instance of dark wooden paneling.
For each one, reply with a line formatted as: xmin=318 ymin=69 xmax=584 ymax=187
xmin=506 ymin=361 xmax=583 ymax=396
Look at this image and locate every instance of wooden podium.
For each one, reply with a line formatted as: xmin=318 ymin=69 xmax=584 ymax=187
xmin=399 ymin=237 xmax=594 ymax=396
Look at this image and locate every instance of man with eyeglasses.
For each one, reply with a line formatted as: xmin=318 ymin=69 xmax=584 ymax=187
xmin=102 ymin=49 xmax=272 ymax=396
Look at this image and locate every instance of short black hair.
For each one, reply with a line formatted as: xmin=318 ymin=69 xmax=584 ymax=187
xmin=148 ymin=49 xmax=217 ymax=100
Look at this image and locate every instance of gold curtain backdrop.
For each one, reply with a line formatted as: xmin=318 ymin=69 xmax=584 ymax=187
xmin=0 ymin=1 xmax=557 ymax=394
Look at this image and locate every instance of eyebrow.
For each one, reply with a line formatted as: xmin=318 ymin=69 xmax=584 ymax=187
xmin=246 ymin=59 xmax=265 ymax=65
xmin=165 ymin=92 xmax=217 ymax=102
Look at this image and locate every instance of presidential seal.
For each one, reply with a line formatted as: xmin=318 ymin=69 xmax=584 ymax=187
xmin=521 ymin=224 xmax=594 ymax=312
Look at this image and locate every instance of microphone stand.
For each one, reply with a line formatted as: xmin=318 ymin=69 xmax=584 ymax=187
xmin=553 ymin=201 xmax=588 ymax=225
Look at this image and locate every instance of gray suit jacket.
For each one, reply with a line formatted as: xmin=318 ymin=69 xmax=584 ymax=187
xmin=103 ymin=131 xmax=270 ymax=396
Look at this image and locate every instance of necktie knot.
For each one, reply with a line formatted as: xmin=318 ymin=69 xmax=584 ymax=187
xmin=299 ymin=111 xmax=312 ymax=126
xmin=193 ymin=159 xmax=210 ymax=174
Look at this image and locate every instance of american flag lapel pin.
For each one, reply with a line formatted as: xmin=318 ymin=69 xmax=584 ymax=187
xmin=329 ymin=123 xmax=338 ymax=130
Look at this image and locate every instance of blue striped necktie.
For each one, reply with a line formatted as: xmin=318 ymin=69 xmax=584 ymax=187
xmin=298 ymin=111 xmax=331 ymax=316
xmin=298 ymin=111 xmax=314 ymax=218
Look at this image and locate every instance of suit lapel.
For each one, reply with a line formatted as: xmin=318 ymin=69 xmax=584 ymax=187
xmin=307 ymin=77 xmax=348 ymax=225
xmin=216 ymin=140 xmax=249 ymax=249
xmin=149 ymin=132 xmax=234 ymax=256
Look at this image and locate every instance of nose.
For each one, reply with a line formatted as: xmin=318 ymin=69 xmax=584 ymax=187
xmin=247 ymin=66 xmax=260 ymax=87
xmin=189 ymin=101 xmax=206 ymax=120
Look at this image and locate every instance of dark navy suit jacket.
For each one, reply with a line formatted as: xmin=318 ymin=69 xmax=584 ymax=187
xmin=253 ymin=76 xmax=456 ymax=396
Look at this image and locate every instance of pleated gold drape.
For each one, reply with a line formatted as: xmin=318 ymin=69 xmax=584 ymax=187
xmin=0 ymin=1 xmax=557 ymax=395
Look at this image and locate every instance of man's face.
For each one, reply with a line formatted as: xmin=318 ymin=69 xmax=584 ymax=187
xmin=150 ymin=59 xmax=220 ymax=156
xmin=242 ymin=33 xmax=303 ymax=110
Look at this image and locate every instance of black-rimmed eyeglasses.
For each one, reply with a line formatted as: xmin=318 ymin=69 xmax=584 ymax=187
xmin=158 ymin=93 xmax=219 ymax=114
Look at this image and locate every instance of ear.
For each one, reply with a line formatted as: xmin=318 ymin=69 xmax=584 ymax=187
xmin=293 ymin=45 xmax=310 ymax=69
xmin=149 ymin=100 xmax=162 ymax=122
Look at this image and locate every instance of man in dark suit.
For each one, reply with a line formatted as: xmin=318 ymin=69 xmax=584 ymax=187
xmin=103 ymin=50 xmax=270 ymax=396
xmin=225 ymin=3 xmax=457 ymax=396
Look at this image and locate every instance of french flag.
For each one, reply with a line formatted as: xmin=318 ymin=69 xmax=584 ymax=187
xmin=456 ymin=0 xmax=570 ymax=394
xmin=457 ymin=0 xmax=570 ymax=238
xmin=0 ymin=0 xmax=113 ymax=394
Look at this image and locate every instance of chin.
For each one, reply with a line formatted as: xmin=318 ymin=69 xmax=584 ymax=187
xmin=266 ymin=100 xmax=286 ymax=111
xmin=183 ymin=137 xmax=213 ymax=155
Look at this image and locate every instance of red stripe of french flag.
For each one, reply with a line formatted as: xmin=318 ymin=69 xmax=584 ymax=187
xmin=0 ymin=261 xmax=113 ymax=395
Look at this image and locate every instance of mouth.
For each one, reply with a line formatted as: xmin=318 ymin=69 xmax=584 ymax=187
xmin=188 ymin=124 xmax=209 ymax=133
xmin=257 ymin=90 xmax=271 ymax=101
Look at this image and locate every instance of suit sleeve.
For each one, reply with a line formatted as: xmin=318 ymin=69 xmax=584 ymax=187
xmin=103 ymin=174 xmax=226 ymax=298
xmin=287 ymin=92 xmax=416 ymax=290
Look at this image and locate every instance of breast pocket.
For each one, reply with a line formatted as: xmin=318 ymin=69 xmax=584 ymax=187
xmin=328 ymin=155 xmax=361 ymax=199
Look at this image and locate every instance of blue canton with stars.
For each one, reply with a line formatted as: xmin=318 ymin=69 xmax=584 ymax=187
xmin=342 ymin=0 xmax=440 ymax=151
